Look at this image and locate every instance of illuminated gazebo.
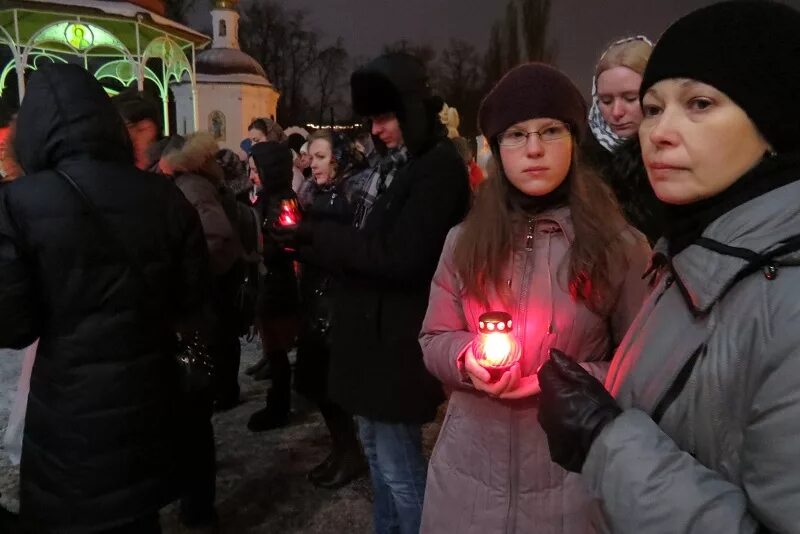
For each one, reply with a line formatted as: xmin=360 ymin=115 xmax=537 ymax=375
xmin=0 ymin=0 xmax=210 ymax=135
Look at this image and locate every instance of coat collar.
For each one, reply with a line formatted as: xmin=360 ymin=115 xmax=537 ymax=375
xmin=514 ymin=205 xmax=575 ymax=243
xmin=660 ymin=180 xmax=800 ymax=314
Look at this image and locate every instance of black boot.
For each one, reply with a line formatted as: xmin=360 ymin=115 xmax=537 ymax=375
xmin=247 ymin=350 xmax=290 ymax=432
xmin=252 ymin=362 xmax=273 ymax=381
xmin=244 ymin=355 xmax=269 ymax=376
xmin=307 ymin=451 xmax=337 ymax=483
xmin=313 ymin=402 xmax=367 ymax=489
xmin=0 ymin=496 xmax=20 ymax=534
xmin=247 ymin=402 xmax=289 ymax=431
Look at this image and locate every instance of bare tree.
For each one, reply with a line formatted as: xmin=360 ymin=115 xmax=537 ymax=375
xmin=313 ymin=38 xmax=349 ymax=123
xmin=283 ymin=10 xmax=318 ymax=123
xmin=437 ymin=39 xmax=483 ymax=137
xmin=520 ymin=0 xmax=557 ymax=62
xmin=484 ymin=22 xmax=505 ymax=88
xmin=163 ymin=0 xmax=200 ymax=24
xmin=383 ymin=40 xmax=438 ymax=72
xmin=504 ymin=1 xmax=521 ymax=71
xmin=239 ymin=2 xmax=317 ymax=125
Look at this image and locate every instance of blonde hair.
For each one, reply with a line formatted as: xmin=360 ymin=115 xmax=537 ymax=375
xmin=596 ymin=39 xmax=653 ymax=78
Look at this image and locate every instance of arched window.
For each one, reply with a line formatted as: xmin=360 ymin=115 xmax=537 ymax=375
xmin=219 ymin=20 xmax=227 ymax=38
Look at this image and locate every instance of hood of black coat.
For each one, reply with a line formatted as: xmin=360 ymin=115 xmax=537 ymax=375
xmin=250 ymin=141 xmax=293 ymax=194
xmin=14 ymin=63 xmax=133 ymax=174
xmin=351 ymin=52 xmax=446 ymax=157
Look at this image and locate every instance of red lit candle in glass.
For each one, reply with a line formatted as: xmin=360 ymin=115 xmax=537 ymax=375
xmin=278 ymin=198 xmax=301 ymax=227
xmin=473 ymin=311 xmax=521 ymax=381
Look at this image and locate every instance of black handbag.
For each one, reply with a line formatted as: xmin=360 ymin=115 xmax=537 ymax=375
xmin=56 ymin=169 xmax=213 ymax=394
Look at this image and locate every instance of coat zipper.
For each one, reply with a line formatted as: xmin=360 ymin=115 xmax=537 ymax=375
xmin=507 ymin=218 xmax=535 ymax=533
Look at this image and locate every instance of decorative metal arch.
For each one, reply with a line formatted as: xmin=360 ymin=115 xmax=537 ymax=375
xmin=0 ymin=53 xmax=67 ymax=98
xmin=1 ymin=7 xmax=204 ymax=134
xmin=94 ymin=59 xmax=162 ymax=93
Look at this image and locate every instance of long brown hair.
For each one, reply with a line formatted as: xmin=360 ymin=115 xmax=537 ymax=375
xmin=453 ymin=142 xmax=629 ymax=313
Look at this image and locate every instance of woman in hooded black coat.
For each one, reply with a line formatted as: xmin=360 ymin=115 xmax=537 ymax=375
xmin=246 ymin=141 xmax=300 ymax=431
xmin=0 ymin=64 xmax=209 ymax=533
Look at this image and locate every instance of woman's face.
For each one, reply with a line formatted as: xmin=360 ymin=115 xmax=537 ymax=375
xmin=498 ymin=118 xmax=573 ymax=197
xmin=596 ymin=66 xmax=644 ymax=138
xmin=248 ymin=156 xmax=261 ymax=187
xmin=640 ymin=79 xmax=770 ymax=205
xmin=249 ymin=128 xmax=267 ymax=145
xmin=309 ymin=138 xmax=336 ymax=185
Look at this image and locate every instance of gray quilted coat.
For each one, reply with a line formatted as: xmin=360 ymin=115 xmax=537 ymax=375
xmin=420 ymin=207 xmax=651 ymax=533
xmin=584 ymin=180 xmax=800 ymax=533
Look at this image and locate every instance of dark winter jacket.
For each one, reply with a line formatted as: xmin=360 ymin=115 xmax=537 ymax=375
xmin=160 ymin=134 xmax=242 ymax=276
xmin=250 ymin=142 xmax=299 ymax=322
xmin=584 ymin=135 xmax=663 ymax=244
xmin=0 ymin=64 xmax=209 ymax=533
xmin=294 ymin=169 xmax=370 ymax=400
xmin=297 ymin=54 xmax=471 ymax=423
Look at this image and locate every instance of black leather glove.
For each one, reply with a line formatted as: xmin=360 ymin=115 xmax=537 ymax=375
xmin=537 ymin=349 xmax=622 ymax=473
xmin=268 ymin=219 xmax=313 ymax=250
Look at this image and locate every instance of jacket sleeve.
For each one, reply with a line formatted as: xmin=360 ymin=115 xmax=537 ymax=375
xmin=419 ymin=228 xmax=475 ymax=389
xmin=0 ymin=190 xmax=39 ymax=349
xmin=309 ymin=150 xmax=469 ymax=285
xmin=582 ymin=302 xmax=800 ymax=533
xmin=176 ymin=175 xmax=239 ymax=275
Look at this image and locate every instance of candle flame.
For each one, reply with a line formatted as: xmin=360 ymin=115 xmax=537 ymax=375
xmin=482 ymin=333 xmax=512 ymax=366
xmin=279 ymin=212 xmax=297 ymax=226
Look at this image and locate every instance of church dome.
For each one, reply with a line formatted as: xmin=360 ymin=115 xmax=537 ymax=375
xmin=195 ymin=48 xmax=267 ymax=78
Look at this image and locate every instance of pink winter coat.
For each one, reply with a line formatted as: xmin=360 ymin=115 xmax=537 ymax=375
xmin=419 ymin=206 xmax=651 ymax=534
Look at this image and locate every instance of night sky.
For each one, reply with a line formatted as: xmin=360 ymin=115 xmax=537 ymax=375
xmin=189 ymin=0 xmax=800 ymax=98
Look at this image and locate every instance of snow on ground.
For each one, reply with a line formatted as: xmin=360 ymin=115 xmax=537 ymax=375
xmin=0 ymin=341 xmax=443 ymax=533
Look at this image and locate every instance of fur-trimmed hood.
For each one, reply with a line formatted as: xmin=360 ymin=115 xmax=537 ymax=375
xmin=160 ymin=132 xmax=225 ymax=186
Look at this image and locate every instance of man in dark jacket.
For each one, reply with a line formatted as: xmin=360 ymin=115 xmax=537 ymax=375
xmin=277 ymin=52 xmax=470 ymax=534
xmin=0 ymin=64 xmax=210 ymax=533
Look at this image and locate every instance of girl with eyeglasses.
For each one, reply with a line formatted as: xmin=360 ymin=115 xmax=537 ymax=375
xmin=418 ymin=63 xmax=652 ymax=533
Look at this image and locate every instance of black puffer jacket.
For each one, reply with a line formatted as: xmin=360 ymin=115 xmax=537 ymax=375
xmin=0 ymin=64 xmax=209 ymax=533
xmin=584 ymin=134 xmax=663 ymax=244
xmin=298 ymin=54 xmax=470 ymax=423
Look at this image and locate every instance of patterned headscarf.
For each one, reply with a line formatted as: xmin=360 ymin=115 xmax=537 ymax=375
xmin=588 ymin=35 xmax=653 ymax=153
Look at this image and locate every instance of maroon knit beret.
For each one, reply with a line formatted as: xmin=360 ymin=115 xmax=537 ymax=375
xmin=478 ymin=63 xmax=587 ymax=144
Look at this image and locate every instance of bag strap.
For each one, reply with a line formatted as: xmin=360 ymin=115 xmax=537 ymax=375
xmin=55 ymin=169 xmax=149 ymax=286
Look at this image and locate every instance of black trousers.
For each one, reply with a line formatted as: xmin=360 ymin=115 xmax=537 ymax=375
xmin=178 ymin=395 xmax=216 ymax=527
xmin=210 ymin=270 xmax=243 ymax=406
xmin=265 ymin=349 xmax=291 ymax=413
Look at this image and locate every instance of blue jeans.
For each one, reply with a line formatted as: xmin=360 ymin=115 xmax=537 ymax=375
xmin=357 ymin=417 xmax=428 ymax=534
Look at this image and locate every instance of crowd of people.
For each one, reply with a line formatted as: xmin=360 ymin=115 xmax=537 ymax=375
xmin=2 ymin=0 xmax=800 ymax=532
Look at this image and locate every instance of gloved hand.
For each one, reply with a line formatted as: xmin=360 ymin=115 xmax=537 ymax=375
xmin=268 ymin=219 xmax=313 ymax=250
xmin=537 ymin=349 xmax=622 ymax=473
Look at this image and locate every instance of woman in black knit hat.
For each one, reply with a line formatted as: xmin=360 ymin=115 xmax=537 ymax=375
xmin=537 ymin=2 xmax=800 ymax=532
xmin=418 ymin=62 xmax=651 ymax=533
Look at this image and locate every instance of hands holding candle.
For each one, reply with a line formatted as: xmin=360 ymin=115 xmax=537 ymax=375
xmin=462 ymin=312 xmax=541 ymax=399
xmin=277 ymin=198 xmax=301 ymax=227
xmin=269 ymin=197 xmax=313 ymax=250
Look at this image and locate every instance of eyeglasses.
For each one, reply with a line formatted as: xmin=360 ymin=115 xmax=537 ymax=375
xmin=497 ymin=122 xmax=571 ymax=147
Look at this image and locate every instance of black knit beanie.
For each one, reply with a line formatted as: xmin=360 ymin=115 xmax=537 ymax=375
xmin=479 ymin=63 xmax=587 ymax=144
xmin=641 ymin=0 xmax=800 ymax=153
